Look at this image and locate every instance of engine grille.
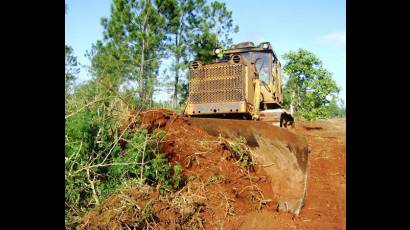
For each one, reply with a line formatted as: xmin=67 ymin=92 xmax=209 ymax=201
xmin=189 ymin=64 xmax=245 ymax=104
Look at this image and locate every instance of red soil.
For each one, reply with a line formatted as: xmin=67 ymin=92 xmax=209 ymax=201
xmin=226 ymin=118 xmax=346 ymax=230
xmin=78 ymin=110 xmax=279 ymax=229
xmin=78 ymin=110 xmax=346 ymax=229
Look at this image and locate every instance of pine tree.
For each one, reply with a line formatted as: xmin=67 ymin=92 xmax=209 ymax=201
xmin=90 ymin=0 xmax=166 ymax=105
xmin=159 ymin=0 xmax=238 ymax=107
xmin=65 ymin=45 xmax=80 ymax=95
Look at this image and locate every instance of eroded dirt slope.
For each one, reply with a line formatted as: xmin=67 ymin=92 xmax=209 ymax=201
xmin=228 ymin=118 xmax=346 ymax=229
xmin=78 ymin=110 xmax=277 ymax=229
xmin=77 ymin=110 xmax=346 ymax=230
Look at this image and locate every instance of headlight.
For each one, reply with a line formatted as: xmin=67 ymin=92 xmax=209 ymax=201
xmin=262 ymin=43 xmax=269 ymax=49
xmin=190 ymin=61 xmax=202 ymax=69
xmin=214 ymin=48 xmax=221 ymax=55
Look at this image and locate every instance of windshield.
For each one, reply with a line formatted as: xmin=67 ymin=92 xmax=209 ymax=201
xmin=252 ymin=52 xmax=270 ymax=83
xmin=241 ymin=52 xmax=250 ymax=61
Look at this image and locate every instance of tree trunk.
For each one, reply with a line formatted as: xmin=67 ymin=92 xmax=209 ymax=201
xmin=139 ymin=39 xmax=145 ymax=101
xmin=173 ymin=14 xmax=185 ymax=108
xmin=146 ymin=76 xmax=154 ymax=106
xmin=290 ymin=91 xmax=295 ymax=115
xmin=138 ymin=14 xmax=148 ymax=103
xmin=173 ymin=33 xmax=180 ymax=108
xmin=174 ymin=58 xmax=179 ymax=108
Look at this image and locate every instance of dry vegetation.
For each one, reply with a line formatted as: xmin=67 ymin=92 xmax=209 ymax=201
xmin=74 ymin=110 xmax=278 ymax=229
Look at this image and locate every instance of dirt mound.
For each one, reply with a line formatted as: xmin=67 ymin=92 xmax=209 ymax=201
xmin=78 ymin=109 xmax=277 ymax=229
xmin=77 ymin=111 xmax=346 ymax=229
xmin=214 ymin=119 xmax=346 ymax=230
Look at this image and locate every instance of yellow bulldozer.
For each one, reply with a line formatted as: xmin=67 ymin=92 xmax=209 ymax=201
xmin=184 ymin=42 xmax=309 ymax=215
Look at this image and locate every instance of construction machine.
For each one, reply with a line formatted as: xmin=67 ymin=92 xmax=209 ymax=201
xmin=184 ymin=42 xmax=309 ymax=215
xmin=185 ymin=41 xmax=294 ymax=127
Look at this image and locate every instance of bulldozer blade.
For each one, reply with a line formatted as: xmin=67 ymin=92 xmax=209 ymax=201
xmin=187 ymin=117 xmax=309 ymax=215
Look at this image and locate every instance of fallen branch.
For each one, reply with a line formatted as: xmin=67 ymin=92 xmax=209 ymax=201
xmin=101 ymin=110 xmax=141 ymax=165
xmin=140 ymin=135 xmax=148 ymax=184
xmin=65 ymin=98 xmax=109 ymax=119
xmin=262 ymin=163 xmax=275 ymax=167
xmin=86 ymin=167 xmax=100 ymax=206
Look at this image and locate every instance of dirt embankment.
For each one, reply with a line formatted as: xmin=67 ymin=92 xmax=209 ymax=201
xmin=229 ymin=118 xmax=346 ymax=230
xmin=78 ymin=110 xmax=278 ymax=229
xmin=77 ymin=110 xmax=346 ymax=230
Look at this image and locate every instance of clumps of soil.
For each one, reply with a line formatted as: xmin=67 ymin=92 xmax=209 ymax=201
xmin=77 ymin=109 xmax=277 ymax=229
xmin=77 ymin=185 xmax=162 ymax=230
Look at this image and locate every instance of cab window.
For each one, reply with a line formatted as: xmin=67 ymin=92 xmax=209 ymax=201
xmin=241 ymin=52 xmax=250 ymax=61
xmin=252 ymin=52 xmax=270 ymax=83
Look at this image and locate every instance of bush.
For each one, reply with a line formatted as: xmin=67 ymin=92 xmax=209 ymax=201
xmin=227 ymin=137 xmax=255 ymax=171
xmin=282 ymin=49 xmax=342 ymax=121
xmin=65 ymin=81 xmax=183 ymax=228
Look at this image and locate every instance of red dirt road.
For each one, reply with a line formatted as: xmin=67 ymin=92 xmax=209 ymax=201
xmin=228 ymin=118 xmax=346 ymax=229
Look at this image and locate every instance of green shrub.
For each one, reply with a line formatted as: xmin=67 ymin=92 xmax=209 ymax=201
xmin=143 ymin=154 xmax=183 ymax=191
xmin=229 ymin=137 xmax=254 ymax=170
xmin=65 ymin=80 xmax=187 ymax=228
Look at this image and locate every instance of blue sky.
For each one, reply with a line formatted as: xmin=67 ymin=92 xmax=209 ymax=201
xmin=65 ymin=0 xmax=346 ymax=104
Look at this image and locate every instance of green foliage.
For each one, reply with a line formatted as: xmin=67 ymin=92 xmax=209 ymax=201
xmin=65 ymin=45 xmax=80 ymax=95
xmin=282 ymin=49 xmax=341 ymax=120
xmin=158 ymin=0 xmax=238 ymax=107
xmin=65 ymin=80 xmax=183 ymax=227
xmin=65 ymin=0 xmax=272 ymax=226
xmin=65 ymin=81 xmax=121 ymax=223
xmin=178 ymin=82 xmax=189 ymax=106
xmin=87 ymin=41 xmax=131 ymax=90
xmin=143 ymin=155 xmax=183 ymax=191
xmin=88 ymin=0 xmax=167 ymax=106
xmin=229 ymin=137 xmax=254 ymax=170
xmin=83 ymin=0 xmax=238 ymax=109
xmin=144 ymin=154 xmax=171 ymax=187
xmin=190 ymin=1 xmax=238 ymax=63
xmin=172 ymin=164 xmax=183 ymax=189
xmin=327 ymin=97 xmax=346 ymax=118
xmin=109 ymin=130 xmax=148 ymax=179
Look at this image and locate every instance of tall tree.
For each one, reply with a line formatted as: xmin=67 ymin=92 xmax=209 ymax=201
xmin=65 ymin=45 xmax=80 ymax=95
xmin=327 ymin=96 xmax=346 ymax=118
xmin=282 ymin=49 xmax=340 ymax=120
xmin=190 ymin=1 xmax=238 ymax=62
xmin=157 ymin=0 xmax=199 ymax=108
xmin=65 ymin=3 xmax=79 ymax=96
xmin=91 ymin=0 xmax=166 ymax=105
xmin=158 ymin=0 xmax=238 ymax=107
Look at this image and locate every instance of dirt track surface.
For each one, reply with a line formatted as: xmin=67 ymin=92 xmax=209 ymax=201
xmin=78 ymin=110 xmax=346 ymax=229
xmin=230 ymin=118 xmax=346 ymax=229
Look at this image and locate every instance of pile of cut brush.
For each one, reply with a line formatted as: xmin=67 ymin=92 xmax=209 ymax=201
xmin=77 ymin=110 xmax=278 ymax=230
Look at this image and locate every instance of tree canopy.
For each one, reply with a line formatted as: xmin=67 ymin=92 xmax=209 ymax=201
xmin=282 ymin=49 xmax=341 ymax=120
xmin=65 ymin=45 xmax=80 ymax=95
xmin=87 ymin=0 xmax=238 ymax=108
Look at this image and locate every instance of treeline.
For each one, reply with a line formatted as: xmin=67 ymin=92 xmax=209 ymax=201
xmin=66 ymin=0 xmax=345 ymax=119
xmin=282 ymin=49 xmax=345 ymax=120
xmin=71 ymin=0 xmax=238 ymax=109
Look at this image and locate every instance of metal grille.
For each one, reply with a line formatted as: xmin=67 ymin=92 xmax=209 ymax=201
xmin=189 ymin=64 xmax=245 ymax=103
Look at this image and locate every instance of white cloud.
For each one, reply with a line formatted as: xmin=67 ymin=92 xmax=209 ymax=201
xmin=319 ymin=32 xmax=346 ymax=47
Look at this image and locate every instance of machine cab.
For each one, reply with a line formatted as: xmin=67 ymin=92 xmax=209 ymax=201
xmin=221 ymin=42 xmax=280 ymax=86
xmin=221 ymin=42 xmax=283 ymax=104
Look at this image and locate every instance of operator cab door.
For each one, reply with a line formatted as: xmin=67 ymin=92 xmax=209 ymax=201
xmin=251 ymin=52 xmax=272 ymax=85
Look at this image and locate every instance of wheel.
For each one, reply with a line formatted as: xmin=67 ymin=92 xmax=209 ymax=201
xmin=280 ymin=113 xmax=294 ymax=129
xmin=280 ymin=114 xmax=287 ymax=128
